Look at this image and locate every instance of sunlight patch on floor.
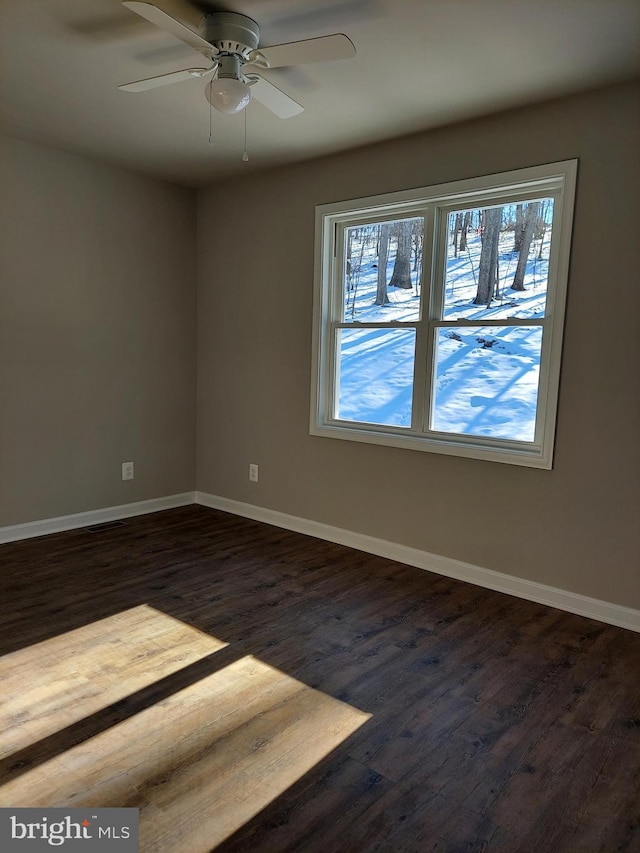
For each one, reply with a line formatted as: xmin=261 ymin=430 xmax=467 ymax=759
xmin=1 ymin=610 xmax=371 ymax=851
xmin=0 ymin=605 xmax=227 ymax=758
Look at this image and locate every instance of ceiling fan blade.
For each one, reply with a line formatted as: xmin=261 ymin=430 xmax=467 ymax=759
xmin=250 ymin=33 xmax=355 ymax=69
xmin=122 ymin=2 xmax=218 ymax=59
xmin=246 ymin=75 xmax=304 ymax=119
xmin=119 ymin=67 xmax=212 ymax=92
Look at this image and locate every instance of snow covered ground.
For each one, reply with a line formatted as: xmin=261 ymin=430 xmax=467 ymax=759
xmin=337 ymin=204 xmax=553 ymax=441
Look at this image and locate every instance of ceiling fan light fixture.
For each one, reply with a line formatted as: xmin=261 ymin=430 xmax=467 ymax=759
xmin=206 ymin=77 xmax=252 ymax=114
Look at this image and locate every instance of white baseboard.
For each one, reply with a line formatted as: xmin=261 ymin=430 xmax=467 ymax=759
xmin=3 ymin=491 xmax=637 ymax=634
xmin=196 ymin=492 xmax=640 ymax=634
xmin=0 ymin=493 xmax=196 ymax=543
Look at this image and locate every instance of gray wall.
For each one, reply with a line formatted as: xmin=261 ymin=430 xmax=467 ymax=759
xmin=0 ymin=136 xmax=197 ymax=525
xmin=1 ymin=82 xmax=637 ymax=611
xmin=197 ymin=80 xmax=640 ymax=609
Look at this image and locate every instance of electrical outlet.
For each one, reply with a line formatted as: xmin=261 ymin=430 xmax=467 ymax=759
xmin=249 ymin=463 xmax=259 ymax=482
xmin=122 ymin=461 xmax=134 ymax=481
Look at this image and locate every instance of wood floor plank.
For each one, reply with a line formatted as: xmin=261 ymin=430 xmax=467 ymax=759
xmin=1 ymin=505 xmax=639 ymax=852
xmin=0 ymin=605 xmax=226 ymax=757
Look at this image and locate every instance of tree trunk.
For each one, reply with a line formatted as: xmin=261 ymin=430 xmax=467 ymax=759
xmin=513 ymin=204 xmax=525 ymax=252
xmin=511 ymin=201 xmax=540 ymax=291
xmin=537 ymin=200 xmax=549 ymax=258
xmin=473 ymin=207 xmax=502 ymax=305
xmin=459 ymin=211 xmax=471 ymax=252
xmin=374 ymin=223 xmax=391 ymax=305
xmin=452 ymin=213 xmax=462 ymax=257
xmin=389 ymin=220 xmax=413 ymax=288
xmin=412 ymin=229 xmax=421 ymax=271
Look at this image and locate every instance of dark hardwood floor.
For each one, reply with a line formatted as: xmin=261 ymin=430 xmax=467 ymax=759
xmin=1 ymin=505 xmax=639 ymax=852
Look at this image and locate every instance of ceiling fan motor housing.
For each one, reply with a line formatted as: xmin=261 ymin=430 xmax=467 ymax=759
xmin=201 ymin=12 xmax=260 ymax=59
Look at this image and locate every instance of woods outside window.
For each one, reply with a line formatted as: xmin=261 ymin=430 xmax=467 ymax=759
xmin=311 ymin=161 xmax=578 ymax=468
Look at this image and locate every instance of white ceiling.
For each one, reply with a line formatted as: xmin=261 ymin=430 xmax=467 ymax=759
xmin=1 ymin=0 xmax=639 ymax=186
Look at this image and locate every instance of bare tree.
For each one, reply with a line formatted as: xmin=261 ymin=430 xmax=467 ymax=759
xmin=412 ymin=222 xmax=423 ymax=271
xmin=451 ymin=213 xmax=462 ymax=257
xmin=346 ymin=227 xmax=370 ymax=318
xmin=511 ymin=201 xmax=540 ymax=291
xmin=459 ymin=211 xmax=471 ymax=253
xmin=536 ymin=200 xmax=550 ymax=258
xmin=513 ymin=204 xmax=525 ymax=253
xmin=473 ymin=207 xmax=502 ymax=305
xmin=375 ymin=223 xmax=391 ymax=306
xmin=389 ymin=220 xmax=413 ymax=289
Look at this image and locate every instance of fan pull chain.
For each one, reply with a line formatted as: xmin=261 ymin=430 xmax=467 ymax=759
xmin=242 ymin=108 xmax=249 ymax=162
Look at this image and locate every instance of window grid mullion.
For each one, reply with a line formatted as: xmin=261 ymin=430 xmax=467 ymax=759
xmin=333 ymin=322 xmax=419 ymax=330
xmin=418 ymin=205 xmax=439 ymax=433
xmin=432 ymin=318 xmax=547 ymax=328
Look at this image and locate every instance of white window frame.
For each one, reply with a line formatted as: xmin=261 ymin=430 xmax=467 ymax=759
xmin=310 ymin=160 xmax=578 ymax=468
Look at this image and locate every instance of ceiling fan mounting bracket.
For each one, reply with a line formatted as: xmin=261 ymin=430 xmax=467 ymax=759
xmin=201 ymin=12 xmax=260 ymax=60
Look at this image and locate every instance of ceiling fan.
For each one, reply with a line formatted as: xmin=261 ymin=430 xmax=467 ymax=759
xmin=118 ymin=1 xmax=356 ymax=119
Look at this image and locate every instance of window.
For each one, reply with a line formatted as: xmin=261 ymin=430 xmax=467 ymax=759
xmin=311 ymin=161 xmax=577 ymax=468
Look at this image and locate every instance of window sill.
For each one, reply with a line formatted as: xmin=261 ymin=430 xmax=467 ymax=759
xmin=310 ymin=421 xmax=551 ymax=468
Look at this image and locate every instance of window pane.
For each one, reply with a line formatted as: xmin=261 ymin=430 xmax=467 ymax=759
xmin=443 ymin=199 xmax=554 ymax=321
xmin=342 ymin=218 xmax=423 ymax=323
xmin=431 ymin=326 xmax=542 ymax=441
xmin=336 ymin=328 xmax=415 ymax=427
